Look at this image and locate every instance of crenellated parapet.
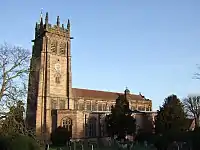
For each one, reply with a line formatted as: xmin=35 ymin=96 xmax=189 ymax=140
xmin=35 ymin=12 xmax=70 ymax=38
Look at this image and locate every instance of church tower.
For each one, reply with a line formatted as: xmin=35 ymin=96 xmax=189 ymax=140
xmin=26 ymin=12 xmax=73 ymax=138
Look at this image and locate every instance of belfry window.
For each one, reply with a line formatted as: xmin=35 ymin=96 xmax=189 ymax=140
xmin=51 ymin=42 xmax=57 ymax=53
xmin=59 ymin=43 xmax=66 ymax=55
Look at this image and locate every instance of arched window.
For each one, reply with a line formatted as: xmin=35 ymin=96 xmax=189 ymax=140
xmin=62 ymin=118 xmax=72 ymax=132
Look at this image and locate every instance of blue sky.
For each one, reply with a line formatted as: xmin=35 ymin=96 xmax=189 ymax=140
xmin=1 ymin=0 xmax=200 ymax=110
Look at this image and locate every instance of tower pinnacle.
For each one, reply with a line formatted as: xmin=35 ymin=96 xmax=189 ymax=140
xmin=67 ymin=19 xmax=70 ymax=30
xmin=57 ymin=16 xmax=60 ymax=26
xmin=45 ymin=12 xmax=48 ymax=25
xmin=40 ymin=8 xmax=43 ymax=25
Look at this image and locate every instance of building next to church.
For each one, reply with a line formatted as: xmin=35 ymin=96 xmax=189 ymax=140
xmin=26 ymin=12 xmax=156 ymax=140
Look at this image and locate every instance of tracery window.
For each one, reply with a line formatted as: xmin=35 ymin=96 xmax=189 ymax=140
xmin=62 ymin=118 xmax=72 ymax=132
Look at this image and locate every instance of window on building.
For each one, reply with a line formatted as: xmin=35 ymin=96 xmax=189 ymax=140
xmin=62 ymin=118 xmax=72 ymax=132
xmin=51 ymin=100 xmax=57 ymax=109
xmin=102 ymin=104 xmax=107 ymax=111
xmin=91 ymin=102 xmax=97 ymax=111
xmin=138 ymin=106 xmax=145 ymax=111
xmin=88 ymin=117 xmax=96 ymax=137
xmin=86 ymin=102 xmax=91 ymax=111
xmin=55 ymin=76 xmax=60 ymax=84
xmin=131 ymin=106 xmax=136 ymax=111
xmin=74 ymin=101 xmax=78 ymax=110
xmin=79 ymin=103 xmax=85 ymax=110
xmin=146 ymin=105 xmax=151 ymax=111
xmin=107 ymin=105 xmax=111 ymax=111
xmin=59 ymin=43 xmax=66 ymax=55
xmin=59 ymin=100 xmax=65 ymax=109
xmin=98 ymin=103 xmax=103 ymax=111
xmin=51 ymin=42 xmax=57 ymax=53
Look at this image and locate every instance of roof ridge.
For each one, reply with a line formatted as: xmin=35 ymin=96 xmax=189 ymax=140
xmin=72 ymin=87 xmax=141 ymax=96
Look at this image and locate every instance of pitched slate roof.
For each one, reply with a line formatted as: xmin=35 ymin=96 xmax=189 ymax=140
xmin=72 ymin=88 xmax=147 ymax=101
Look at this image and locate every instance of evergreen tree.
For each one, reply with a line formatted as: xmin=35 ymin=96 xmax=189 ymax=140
xmin=155 ymin=94 xmax=188 ymax=135
xmin=105 ymin=92 xmax=136 ymax=139
xmin=0 ymin=100 xmax=25 ymax=136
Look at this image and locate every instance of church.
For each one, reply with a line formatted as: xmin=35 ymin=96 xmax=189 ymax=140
xmin=26 ymin=12 xmax=156 ymax=140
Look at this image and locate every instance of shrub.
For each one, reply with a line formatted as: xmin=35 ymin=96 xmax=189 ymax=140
xmin=51 ymin=126 xmax=71 ymax=146
xmin=10 ymin=135 xmax=40 ymax=150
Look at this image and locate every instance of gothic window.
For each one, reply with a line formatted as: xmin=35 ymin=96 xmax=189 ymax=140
xmin=51 ymin=100 xmax=57 ymax=109
xmin=62 ymin=118 xmax=72 ymax=132
xmin=91 ymin=102 xmax=97 ymax=111
xmin=51 ymin=41 xmax=57 ymax=53
xmin=59 ymin=43 xmax=66 ymax=55
xmin=102 ymin=103 xmax=107 ymax=111
xmin=98 ymin=103 xmax=103 ymax=111
xmin=86 ymin=102 xmax=91 ymax=111
xmin=59 ymin=100 xmax=65 ymax=109
xmin=79 ymin=103 xmax=85 ymax=110
xmin=88 ymin=117 xmax=96 ymax=137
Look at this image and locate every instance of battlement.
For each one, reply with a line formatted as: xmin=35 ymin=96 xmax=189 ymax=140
xmin=35 ymin=12 xmax=70 ymax=38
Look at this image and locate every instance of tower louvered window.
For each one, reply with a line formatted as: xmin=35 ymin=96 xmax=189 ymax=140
xmin=51 ymin=41 xmax=57 ymax=53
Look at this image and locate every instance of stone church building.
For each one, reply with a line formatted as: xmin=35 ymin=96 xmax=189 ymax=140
xmin=26 ymin=13 xmax=156 ymax=140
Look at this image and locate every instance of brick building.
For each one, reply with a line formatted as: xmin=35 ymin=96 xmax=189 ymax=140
xmin=26 ymin=13 xmax=156 ymax=140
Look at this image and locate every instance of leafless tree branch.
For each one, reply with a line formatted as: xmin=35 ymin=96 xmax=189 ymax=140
xmin=183 ymin=95 xmax=200 ymax=128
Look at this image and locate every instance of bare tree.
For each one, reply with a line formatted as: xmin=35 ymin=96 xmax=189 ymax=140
xmin=183 ymin=95 xmax=200 ymax=128
xmin=0 ymin=42 xmax=30 ymax=117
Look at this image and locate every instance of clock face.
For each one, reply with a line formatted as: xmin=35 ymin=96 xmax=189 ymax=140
xmin=54 ymin=63 xmax=61 ymax=73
